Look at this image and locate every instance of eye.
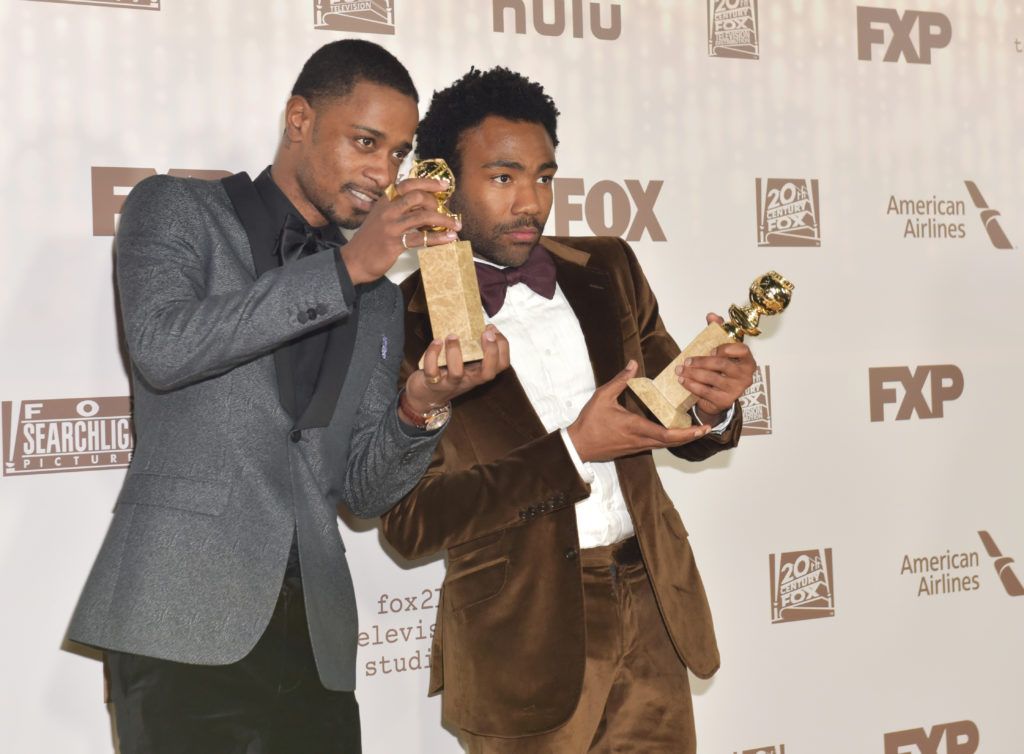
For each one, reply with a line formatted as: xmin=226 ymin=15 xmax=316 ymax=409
xmin=392 ymin=149 xmax=409 ymax=162
xmin=492 ymin=174 xmax=512 ymax=184
xmin=538 ymin=175 xmax=554 ymax=185
xmin=356 ymin=137 xmax=374 ymax=149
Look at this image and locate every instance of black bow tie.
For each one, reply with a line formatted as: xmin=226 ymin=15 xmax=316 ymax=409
xmin=277 ymin=214 xmax=339 ymax=265
xmin=474 ymin=245 xmax=557 ymax=317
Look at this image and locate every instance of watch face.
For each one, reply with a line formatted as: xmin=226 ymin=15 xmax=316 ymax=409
xmin=424 ymin=404 xmax=451 ymax=431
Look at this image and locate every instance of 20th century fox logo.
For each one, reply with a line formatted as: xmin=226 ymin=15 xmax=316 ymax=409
xmin=756 ymin=178 xmax=821 ymax=247
xmin=708 ymin=0 xmax=759 ymax=59
xmin=769 ymin=548 xmax=835 ymax=623
xmin=740 ymin=366 xmax=772 ymax=436
xmin=314 ymin=0 xmax=395 ymax=35
xmin=2 ymin=398 xmax=133 ymax=476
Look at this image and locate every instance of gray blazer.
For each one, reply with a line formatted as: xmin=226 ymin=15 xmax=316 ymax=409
xmin=67 ymin=174 xmax=440 ymax=691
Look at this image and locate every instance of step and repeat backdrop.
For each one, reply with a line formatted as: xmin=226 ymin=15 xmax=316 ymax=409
xmin=2 ymin=1 xmax=1022 ymax=752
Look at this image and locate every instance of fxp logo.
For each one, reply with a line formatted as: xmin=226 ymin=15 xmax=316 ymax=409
xmin=857 ymin=6 xmax=952 ymax=64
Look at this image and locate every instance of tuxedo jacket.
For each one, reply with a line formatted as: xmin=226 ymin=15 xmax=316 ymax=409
xmin=67 ymin=174 xmax=440 ymax=691
xmin=381 ymin=236 xmax=741 ymax=737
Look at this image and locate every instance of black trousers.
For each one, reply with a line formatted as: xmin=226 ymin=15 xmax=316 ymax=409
xmin=106 ymin=575 xmax=361 ymax=754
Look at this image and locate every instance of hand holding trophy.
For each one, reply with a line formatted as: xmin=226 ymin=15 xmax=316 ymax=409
xmin=628 ymin=271 xmax=795 ymax=428
xmin=388 ymin=158 xmax=486 ymax=368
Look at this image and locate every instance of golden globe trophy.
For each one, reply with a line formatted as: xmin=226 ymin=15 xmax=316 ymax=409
xmin=389 ymin=158 xmax=485 ymax=368
xmin=628 ymin=271 xmax=794 ymax=428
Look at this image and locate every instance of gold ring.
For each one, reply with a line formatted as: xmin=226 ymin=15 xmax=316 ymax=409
xmin=384 ymin=184 xmax=399 ymax=202
xmin=426 ymin=374 xmax=443 ymax=385
xmin=401 ymin=232 xmax=411 ymax=251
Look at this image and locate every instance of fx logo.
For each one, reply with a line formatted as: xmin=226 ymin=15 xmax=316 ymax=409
xmin=91 ymin=166 xmax=231 ymax=236
xmin=868 ymin=365 xmax=963 ymax=422
xmin=883 ymin=720 xmax=979 ymax=754
xmin=552 ymin=178 xmax=665 ymax=242
xmin=857 ymin=6 xmax=952 ymax=64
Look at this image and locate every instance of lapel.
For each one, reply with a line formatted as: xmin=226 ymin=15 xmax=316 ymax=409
xmin=223 ymin=171 xmax=356 ymax=429
xmin=294 ymin=276 xmax=360 ymax=431
xmin=406 ymin=237 xmax=627 ymax=443
xmin=221 ymin=172 xmax=297 ymax=419
xmin=540 ymin=237 xmax=624 ymax=390
xmin=306 ymin=279 xmax=382 ymax=434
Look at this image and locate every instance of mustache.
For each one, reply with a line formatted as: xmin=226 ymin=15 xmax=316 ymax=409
xmin=494 ymin=218 xmax=543 ymax=235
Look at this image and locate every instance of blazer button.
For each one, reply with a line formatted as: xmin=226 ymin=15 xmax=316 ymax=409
xmin=290 ymin=429 xmax=302 ymax=442
xmin=563 ymin=547 xmax=578 ymax=560
xmin=297 ymin=311 xmax=308 ymax=324
xmin=316 ymin=303 xmax=328 ymax=315
xmin=306 ymin=307 xmax=318 ymax=321
xmin=519 ymin=510 xmax=528 ymax=520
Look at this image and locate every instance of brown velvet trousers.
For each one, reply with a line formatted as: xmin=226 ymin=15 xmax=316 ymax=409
xmin=461 ymin=538 xmax=696 ymax=754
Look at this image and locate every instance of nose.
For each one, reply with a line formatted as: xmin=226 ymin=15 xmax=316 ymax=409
xmin=363 ymin=151 xmax=391 ymax=190
xmin=511 ymin=182 xmax=541 ymax=217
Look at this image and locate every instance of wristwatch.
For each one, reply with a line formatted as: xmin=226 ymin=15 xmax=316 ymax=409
xmin=399 ymin=390 xmax=451 ymax=431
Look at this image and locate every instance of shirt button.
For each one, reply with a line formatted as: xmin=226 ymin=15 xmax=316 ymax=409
xmin=563 ymin=548 xmax=578 ymax=560
xmin=289 ymin=429 xmax=302 ymax=442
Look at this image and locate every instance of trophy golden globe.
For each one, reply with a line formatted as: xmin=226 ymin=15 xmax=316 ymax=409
xmin=391 ymin=158 xmax=485 ymax=368
xmin=627 ymin=271 xmax=794 ymax=428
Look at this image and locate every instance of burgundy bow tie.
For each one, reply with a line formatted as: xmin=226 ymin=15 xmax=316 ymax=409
xmin=474 ymin=245 xmax=557 ymax=317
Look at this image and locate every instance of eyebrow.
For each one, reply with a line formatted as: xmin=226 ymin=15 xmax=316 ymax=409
xmin=481 ymin=159 xmax=559 ymax=171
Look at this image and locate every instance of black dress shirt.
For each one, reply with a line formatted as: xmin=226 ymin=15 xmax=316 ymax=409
xmin=252 ymin=167 xmax=360 ymax=578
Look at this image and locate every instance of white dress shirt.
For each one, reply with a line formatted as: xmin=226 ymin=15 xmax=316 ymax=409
xmin=481 ymin=258 xmax=731 ymax=549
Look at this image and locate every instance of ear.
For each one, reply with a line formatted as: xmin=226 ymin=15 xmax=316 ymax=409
xmin=283 ymin=95 xmax=314 ymax=143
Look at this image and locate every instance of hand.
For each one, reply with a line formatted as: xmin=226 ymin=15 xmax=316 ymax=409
xmin=340 ymin=176 xmax=462 ymax=285
xmin=676 ymin=313 xmax=757 ymax=425
xmin=402 ymin=325 xmax=511 ymax=417
xmin=567 ymin=360 xmax=713 ymax=463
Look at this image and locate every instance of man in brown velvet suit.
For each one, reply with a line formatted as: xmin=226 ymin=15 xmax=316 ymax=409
xmin=381 ymin=68 xmax=756 ymax=753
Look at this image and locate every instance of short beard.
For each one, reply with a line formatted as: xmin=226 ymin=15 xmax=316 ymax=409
xmin=295 ymin=164 xmax=365 ymax=230
xmin=454 ymin=200 xmax=543 ymax=268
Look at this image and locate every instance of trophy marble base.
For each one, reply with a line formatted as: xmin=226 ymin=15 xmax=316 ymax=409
xmin=417 ymin=240 xmax=485 ymax=368
xmin=627 ymin=323 xmax=734 ymax=429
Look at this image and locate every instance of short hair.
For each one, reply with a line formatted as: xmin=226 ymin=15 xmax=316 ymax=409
xmin=416 ymin=67 xmax=560 ymax=177
xmin=291 ymin=39 xmax=418 ymax=106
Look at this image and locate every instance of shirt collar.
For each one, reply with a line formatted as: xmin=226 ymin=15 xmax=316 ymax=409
xmin=253 ymin=166 xmax=343 ymax=245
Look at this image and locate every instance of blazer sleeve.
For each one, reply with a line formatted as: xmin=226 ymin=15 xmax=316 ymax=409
xmin=380 ymin=284 xmax=591 ymax=561
xmin=116 ymin=175 xmax=355 ymax=392
xmin=381 ymin=423 xmax=592 ymax=561
xmin=618 ymin=238 xmax=742 ymax=459
xmin=340 ymin=285 xmax=444 ymax=519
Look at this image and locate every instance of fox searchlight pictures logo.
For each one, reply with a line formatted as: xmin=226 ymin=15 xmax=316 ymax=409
xmin=3 ymin=397 xmax=134 ymax=476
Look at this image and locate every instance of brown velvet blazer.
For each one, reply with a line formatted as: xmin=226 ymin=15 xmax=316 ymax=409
xmin=381 ymin=236 xmax=741 ymax=738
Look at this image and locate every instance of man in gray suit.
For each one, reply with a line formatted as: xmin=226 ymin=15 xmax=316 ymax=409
xmin=67 ymin=40 xmax=508 ymax=753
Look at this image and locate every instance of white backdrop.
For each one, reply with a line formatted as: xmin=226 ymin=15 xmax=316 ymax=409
xmin=2 ymin=1 xmax=1022 ymax=752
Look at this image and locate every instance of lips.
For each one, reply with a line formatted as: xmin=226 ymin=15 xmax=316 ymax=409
xmin=505 ymin=228 xmax=539 ymax=243
xmin=345 ymin=185 xmax=380 ymax=212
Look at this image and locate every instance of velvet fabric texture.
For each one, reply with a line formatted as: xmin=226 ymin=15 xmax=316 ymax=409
xmin=461 ymin=539 xmax=696 ymax=753
xmin=382 ymin=236 xmax=741 ymax=738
